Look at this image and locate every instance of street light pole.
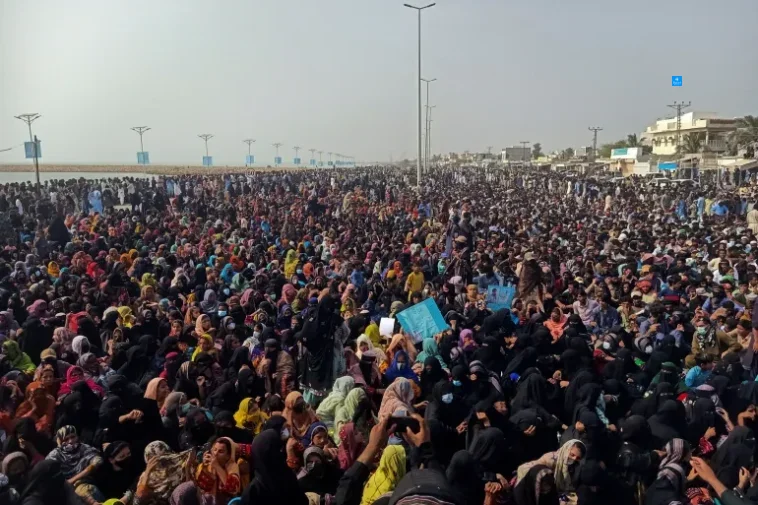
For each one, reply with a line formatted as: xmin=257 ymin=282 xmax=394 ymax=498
xmin=131 ymin=126 xmax=151 ymax=157
xmin=15 ymin=113 xmax=41 ymax=194
xmin=427 ymin=105 xmax=436 ymax=167
xmin=243 ymin=139 xmax=256 ymax=166
xmin=404 ymin=2 xmax=436 ymax=188
xmin=309 ymin=149 xmax=316 ymax=166
xmin=520 ymin=140 xmax=530 ymax=164
xmin=421 ymin=77 xmax=436 ymax=173
xmin=318 ymin=150 xmax=324 ymax=167
xmin=198 ymin=134 xmax=214 ymax=158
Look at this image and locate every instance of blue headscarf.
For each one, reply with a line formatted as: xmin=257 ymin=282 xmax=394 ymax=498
xmin=220 ymin=263 xmax=234 ymax=284
xmin=384 ymin=350 xmax=419 ymax=384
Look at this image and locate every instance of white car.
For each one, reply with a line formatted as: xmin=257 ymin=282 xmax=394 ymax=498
xmin=648 ymin=177 xmax=672 ymax=187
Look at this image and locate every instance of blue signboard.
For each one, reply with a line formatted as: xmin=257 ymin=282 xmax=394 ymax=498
xmin=24 ymin=140 xmax=41 ymax=159
xmin=293 ymin=157 xmax=301 ymax=165
xmin=137 ymin=151 xmax=150 ymax=165
xmin=202 ymin=156 xmax=213 ymax=167
xmin=310 ymin=159 xmax=316 ymax=166
xmin=396 ymin=297 xmax=450 ymax=344
xmin=245 ymin=155 xmax=255 ymax=165
xmin=328 ymin=161 xmax=333 ymax=167
xmin=672 ymin=76 xmax=682 ymax=87
xmin=274 ymin=156 xmax=282 ymax=165
xmin=658 ymin=162 xmax=678 ymax=171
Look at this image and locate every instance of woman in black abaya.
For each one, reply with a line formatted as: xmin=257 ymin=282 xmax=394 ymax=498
xmin=242 ymin=429 xmax=309 ymax=505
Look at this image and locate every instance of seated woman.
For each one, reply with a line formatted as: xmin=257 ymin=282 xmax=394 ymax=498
xmin=195 ymin=436 xmax=241 ymax=505
xmin=58 ymin=366 xmax=104 ymax=400
xmin=297 ymin=446 xmax=343 ymax=498
xmin=133 ymin=441 xmax=191 ymax=505
xmin=15 ymin=382 xmax=56 ymax=436
xmin=233 ymin=397 xmax=269 ymax=436
xmin=89 ymin=441 xmax=140 ymax=504
xmin=45 ymin=425 xmax=103 ymax=505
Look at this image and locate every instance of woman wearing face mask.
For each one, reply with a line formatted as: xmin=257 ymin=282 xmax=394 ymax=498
xmin=516 ymin=439 xmax=586 ymax=497
xmin=45 ymin=425 xmax=103 ymax=503
xmin=195 ymin=436 xmax=241 ymax=505
xmin=383 ymin=350 xmax=420 ymax=385
xmin=89 ymin=441 xmax=140 ymax=504
xmin=419 ymin=356 xmax=447 ymax=402
xmin=297 ymin=446 xmax=342 ymax=498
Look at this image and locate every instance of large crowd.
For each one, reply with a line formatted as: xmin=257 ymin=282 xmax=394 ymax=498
xmin=1 ymin=165 xmax=758 ymax=505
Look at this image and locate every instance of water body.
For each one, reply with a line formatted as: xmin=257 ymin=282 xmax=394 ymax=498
xmin=0 ymin=172 xmax=152 ymax=184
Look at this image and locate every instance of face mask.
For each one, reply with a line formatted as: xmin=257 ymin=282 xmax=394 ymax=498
xmin=297 ymin=269 xmax=303 ymax=275
xmin=397 ymin=363 xmax=406 ymax=370
xmin=280 ymin=428 xmax=290 ymax=441
xmin=441 ymin=393 xmax=454 ymax=404
xmin=218 ymin=310 xmax=227 ymax=317
xmin=452 ymin=380 xmax=462 ymax=387
xmin=62 ymin=442 xmax=79 ymax=453
xmin=253 ymin=331 xmax=261 ymax=338
xmin=697 ymin=327 xmax=707 ymax=335
xmin=602 ymin=341 xmax=611 ymax=350
xmin=228 ymin=323 xmax=236 ymax=330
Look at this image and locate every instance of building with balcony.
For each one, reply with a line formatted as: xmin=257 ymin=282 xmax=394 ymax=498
xmin=641 ymin=111 xmax=737 ymax=155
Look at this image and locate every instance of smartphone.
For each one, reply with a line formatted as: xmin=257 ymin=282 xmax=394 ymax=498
xmin=389 ymin=416 xmax=420 ymax=434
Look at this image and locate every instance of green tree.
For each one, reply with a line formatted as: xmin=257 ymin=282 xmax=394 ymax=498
xmin=532 ymin=143 xmax=543 ymax=159
xmin=626 ymin=134 xmax=642 ymax=147
xmin=680 ymin=132 xmax=706 ymax=154
xmin=729 ymin=115 xmax=758 ymax=157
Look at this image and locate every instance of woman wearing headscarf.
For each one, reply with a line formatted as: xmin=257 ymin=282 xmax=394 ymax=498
xmin=18 ymin=460 xmax=84 ymax=505
xmin=419 ymin=356 xmax=447 ymax=402
xmin=384 ymin=350 xmax=420 ymax=385
xmin=378 ymin=377 xmax=415 ymax=420
xmin=512 ymin=463 xmax=557 ymax=505
xmin=58 ymin=366 xmax=104 ymax=399
xmin=256 ymin=337 xmax=296 ymax=398
xmin=648 ymin=400 xmax=686 ymax=449
xmin=710 ymin=426 xmax=755 ymax=489
xmin=15 ymin=382 xmax=56 ymax=435
xmin=516 ymin=439 xmax=586 ymax=497
xmin=386 ymin=333 xmax=417 ymax=363
xmin=630 ymin=382 xmax=675 ymax=419
xmin=645 ymin=438 xmax=690 ymax=505
xmin=297 ymin=445 xmax=342 ymax=497
xmin=360 ymin=444 xmax=406 ymax=505
xmin=2 ymin=340 xmax=35 ymax=374
xmin=283 ymin=391 xmax=318 ymax=441
xmin=415 ymin=337 xmax=448 ymax=371
xmin=143 ymin=377 xmax=171 ymax=412
xmin=133 ymin=440 xmax=191 ymax=505
xmin=242 ymin=429 xmax=309 ymax=505
xmin=45 ymin=425 xmax=103 ymax=500
xmin=616 ymin=415 xmax=661 ymax=505
xmin=334 ymin=387 xmax=370 ymax=440
xmin=2 ymin=417 xmax=55 ymax=467
xmin=316 ymin=376 xmax=355 ymax=432
xmin=233 ymin=398 xmax=269 ymax=435
xmin=337 ymin=421 xmax=366 ymax=471
xmin=77 ymin=352 xmax=115 ymax=392
xmin=89 ymin=440 xmax=141 ymax=503
xmin=194 ymin=436 xmax=241 ymax=504
xmin=200 ymin=289 xmax=220 ymax=315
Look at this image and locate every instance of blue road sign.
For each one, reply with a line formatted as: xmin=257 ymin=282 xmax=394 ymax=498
xmin=203 ymin=156 xmax=213 ymax=167
xmin=293 ymin=157 xmax=301 ymax=165
xmin=24 ymin=140 xmax=41 ymax=159
xmin=672 ymin=76 xmax=682 ymax=87
xmin=274 ymin=156 xmax=282 ymax=165
xmin=137 ymin=152 xmax=150 ymax=165
xmin=658 ymin=162 xmax=678 ymax=171
xmin=246 ymin=155 xmax=255 ymax=165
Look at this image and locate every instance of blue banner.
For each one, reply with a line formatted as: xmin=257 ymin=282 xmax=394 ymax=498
xmin=24 ymin=141 xmax=41 ymax=159
xmin=310 ymin=159 xmax=316 ymax=166
xmin=202 ymin=156 xmax=213 ymax=167
xmin=246 ymin=155 xmax=255 ymax=165
xmin=478 ymin=282 xmax=517 ymax=311
xmin=293 ymin=157 xmax=301 ymax=165
xmin=658 ymin=162 xmax=678 ymax=171
xmin=137 ymin=151 xmax=150 ymax=165
xmin=274 ymin=156 xmax=282 ymax=165
xmin=395 ymin=297 xmax=450 ymax=343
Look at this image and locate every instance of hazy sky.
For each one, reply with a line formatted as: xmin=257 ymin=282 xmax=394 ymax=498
xmin=1 ymin=0 xmax=756 ymax=165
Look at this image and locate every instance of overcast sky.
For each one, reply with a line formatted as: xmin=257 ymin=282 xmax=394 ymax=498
xmin=1 ymin=0 xmax=756 ymax=166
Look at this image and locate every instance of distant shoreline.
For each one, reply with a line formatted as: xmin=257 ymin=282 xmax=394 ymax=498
xmin=0 ymin=164 xmax=308 ymax=175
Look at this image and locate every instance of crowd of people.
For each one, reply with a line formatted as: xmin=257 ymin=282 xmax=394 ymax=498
xmin=0 ymin=165 xmax=758 ymax=505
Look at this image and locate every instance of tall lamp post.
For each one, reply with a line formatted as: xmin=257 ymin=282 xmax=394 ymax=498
xmin=243 ymin=139 xmax=256 ymax=167
xmin=404 ymin=2 xmax=436 ymax=188
xmin=198 ymin=134 xmax=213 ymax=166
xmin=15 ymin=113 xmax=41 ymax=193
xmin=131 ymin=126 xmax=151 ymax=165
xmin=272 ymin=143 xmax=283 ymax=166
xmin=421 ymin=77 xmax=436 ymax=173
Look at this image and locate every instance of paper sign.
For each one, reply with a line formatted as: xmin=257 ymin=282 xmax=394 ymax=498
xmin=379 ymin=317 xmax=396 ymax=337
xmin=396 ymin=298 xmax=449 ymax=343
xmin=479 ymin=282 xmax=517 ymax=311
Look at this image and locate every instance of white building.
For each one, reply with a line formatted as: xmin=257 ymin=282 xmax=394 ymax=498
xmin=641 ymin=111 xmax=737 ymax=155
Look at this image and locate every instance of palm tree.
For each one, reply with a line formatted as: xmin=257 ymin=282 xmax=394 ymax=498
xmin=626 ymin=134 xmax=642 ymax=147
xmin=730 ymin=115 xmax=758 ymax=157
xmin=680 ymin=132 xmax=706 ymax=154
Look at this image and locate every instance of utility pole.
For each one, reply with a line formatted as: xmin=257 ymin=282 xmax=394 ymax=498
xmin=667 ymin=101 xmax=691 ymax=154
xmin=198 ymin=134 xmax=213 ymax=157
xmin=309 ymin=149 xmax=316 ymax=166
xmin=421 ymin=77 xmax=436 ymax=173
xmin=328 ymin=152 xmax=333 ymax=166
xmin=404 ymin=2 xmax=436 ymax=188
xmin=318 ymin=150 xmax=324 ymax=166
xmin=293 ymin=146 xmax=301 ymax=165
xmin=520 ymin=140 xmax=530 ymax=163
xmin=588 ymin=127 xmax=602 ymax=161
xmin=15 ymin=113 xmax=41 ymax=194
xmin=427 ymin=105 xmax=436 ymax=167
xmin=243 ymin=139 xmax=256 ymax=167
xmin=131 ymin=126 xmax=151 ymax=164
xmin=272 ymin=143 xmax=283 ymax=166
